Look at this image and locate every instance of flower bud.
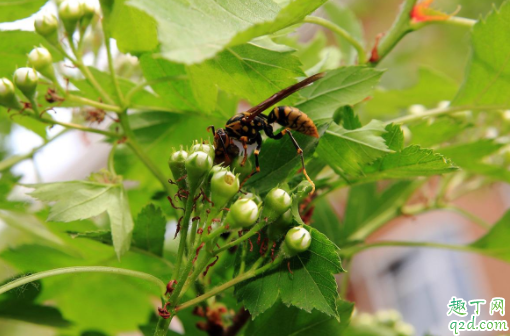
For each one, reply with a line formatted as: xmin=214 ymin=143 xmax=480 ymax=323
xmin=191 ymin=143 xmax=215 ymax=159
xmin=80 ymin=1 xmax=97 ymax=27
xmin=13 ymin=68 xmax=38 ymax=100
xmin=28 ymin=47 xmax=56 ymax=81
xmin=226 ymin=198 xmax=259 ymax=228
xmin=168 ymin=149 xmax=188 ymax=191
xmin=34 ymin=13 xmax=58 ymax=37
xmin=210 ymin=169 xmax=239 ymax=209
xmin=185 ymin=151 xmax=213 ymax=191
xmin=294 ymin=180 xmax=313 ymax=202
xmin=261 ymin=187 xmax=291 ymax=222
xmin=59 ymin=0 xmax=84 ymax=33
xmin=0 ymin=78 xmax=22 ymax=110
xmin=283 ymin=226 xmax=311 ymax=257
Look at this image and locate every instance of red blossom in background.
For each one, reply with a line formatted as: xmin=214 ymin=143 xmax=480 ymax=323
xmin=411 ymin=0 xmax=459 ymax=24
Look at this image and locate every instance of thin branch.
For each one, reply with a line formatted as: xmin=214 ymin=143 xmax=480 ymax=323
xmin=177 ymin=255 xmax=284 ymax=312
xmin=386 ymin=105 xmax=506 ymax=125
xmin=370 ymin=0 xmax=418 ymax=64
xmin=67 ymin=94 xmax=122 ymax=112
xmin=303 ymin=16 xmax=366 ymax=64
xmin=342 ymin=240 xmax=480 ymax=257
xmin=0 ymin=266 xmax=166 ymax=296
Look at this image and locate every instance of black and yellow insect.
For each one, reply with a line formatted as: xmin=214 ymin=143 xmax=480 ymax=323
xmin=208 ymin=72 xmax=325 ymax=193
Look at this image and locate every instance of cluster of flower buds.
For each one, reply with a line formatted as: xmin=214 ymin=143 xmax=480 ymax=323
xmin=0 ymin=44 xmax=60 ymax=110
xmin=34 ymin=0 xmax=98 ymax=45
xmin=168 ymin=140 xmax=313 ymax=259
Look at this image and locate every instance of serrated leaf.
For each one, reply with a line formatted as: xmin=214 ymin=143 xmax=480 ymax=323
xmin=333 ymin=105 xmax=362 ymax=130
xmin=361 ymin=145 xmax=457 ymax=182
xmin=296 ymin=66 xmax=384 ymax=124
xmin=470 ymin=210 xmax=510 ymax=262
xmin=128 ymin=0 xmax=326 ymax=64
xmin=317 ymin=120 xmax=391 ymax=175
xmin=365 ymin=67 xmax=457 ymax=117
xmin=26 ymin=180 xmax=134 ymax=258
xmin=0 ymin=0 xmax=46 ymax=23
xmin=132 ymin=204 xmax=166 ymax=256
xmin=245 ymin=299 xmax=354 ymax=336
xmin=323 ymin=2 xmax=364 ymax=65
xmin=235 ymin=228 xmax=343 ymax=318
xmin=454 ymin=2 xmax=510 ymax=107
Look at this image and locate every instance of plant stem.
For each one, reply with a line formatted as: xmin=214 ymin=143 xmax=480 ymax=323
xmin=370 ymin=0 xmax=417 ymax=64
xmin=104 ymin=32 xmax=125 ymax=107
xmin=125 ymin=76 xmax=187 ymax=105
xmin=177 ymin=255 xmax=284 ymax=312
xmin=66 ymin=94 xmax=122 ymax=112
xmin=439 ymin=205 xmax=491 ymax=229
xmin=117 ymin=113 xmax=172 ymax=194
xmin=303 ymin=16 xmax=366 ymax=64
xmin=348 ymin=180 xmax=424 ymax=241
xmin=173 ymin=195 xmax=196 ymax=278
xmin=444 ymin=16 xmax=477 ymax=27
xmin=386 ymin=105 xmax=506 ymax=125
xmin=67 ymin=35 xmax=116 ymax=105
xmin=339 ymin=257 xmax=351 ymax=299
xmin=342 ymin=240 xmax=478 ymax=257
xmin=213 ymin=220 xmax=267 ymax=255
xmin=0 ymin=266 xmax=166 ymax=296
xmin=24 ymin=112 xmax=120 ymax=138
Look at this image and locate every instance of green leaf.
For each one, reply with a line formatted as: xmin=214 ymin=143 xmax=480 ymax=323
xmin=365 ymin=67 xmax=457 ymax=117
xmin=245 ymin=299 xmax=354 ymax=336
xmin=340 ymin=124 xmax=458 ymax=183
xmin=1 ymin=241 xmax=171 ymax=334
xmin=0 ymin=211 xmax=65 ymax=247
xmin=244 ymin=123 xmax=328 ymax=194
xmin=408 ymin=118 xmax=470 ymax=147
xmin=343 ymin=181 xmax=419 ymax=243
xmin=132 ymin=204 xmax=166 ymax=256
xmin=361 ymin=146 xmax=457 ymax=182
xmin=108 ymin=0 xmax=159 ymax=54
xmin=317 ymin=120 xmax=391 ymax=176
xmin=128 ymin=0 xmax=326 ymax=64
xmin=0 ymin=280 xmax=71 ymax=328
xmin=323 ymin=2 xmax=364 ymax=65
xmin=471 ymin=210 xmax=510 ymax=262
xmin=0 ymin=0 xmax=46 ymax=23
xmin=439 ymin=140 xmax=510 ymax=182
xmin=454 ymin=2 xmax=510 ymax=107
xmin=188 ymin=41 xmax=305 ymax=105
xmin=235 ymin=228 xmax=343 ymax=319
xmin=333 ymin=105 xmax=362 ymax=130
xmin=26 ymin=180 xmax=134 ymax=258
xmin=68 ymin=230 xmax=114 ymax=245
xmin=311 ymin=198 xmax=344 ymax=248
xmin=296 ymin=66 xmax=384 ymax=124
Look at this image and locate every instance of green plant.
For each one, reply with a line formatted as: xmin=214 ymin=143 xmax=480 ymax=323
xmin=0 ymin=0 xmax=509 ymax=335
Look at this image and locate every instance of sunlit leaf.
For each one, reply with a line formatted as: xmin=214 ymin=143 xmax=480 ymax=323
xmin=235 ymin=228 xmax=343 ymax=319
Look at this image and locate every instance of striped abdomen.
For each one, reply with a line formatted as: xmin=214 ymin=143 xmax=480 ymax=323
xmin=268 ymin=106 xmax=319 ymax=138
